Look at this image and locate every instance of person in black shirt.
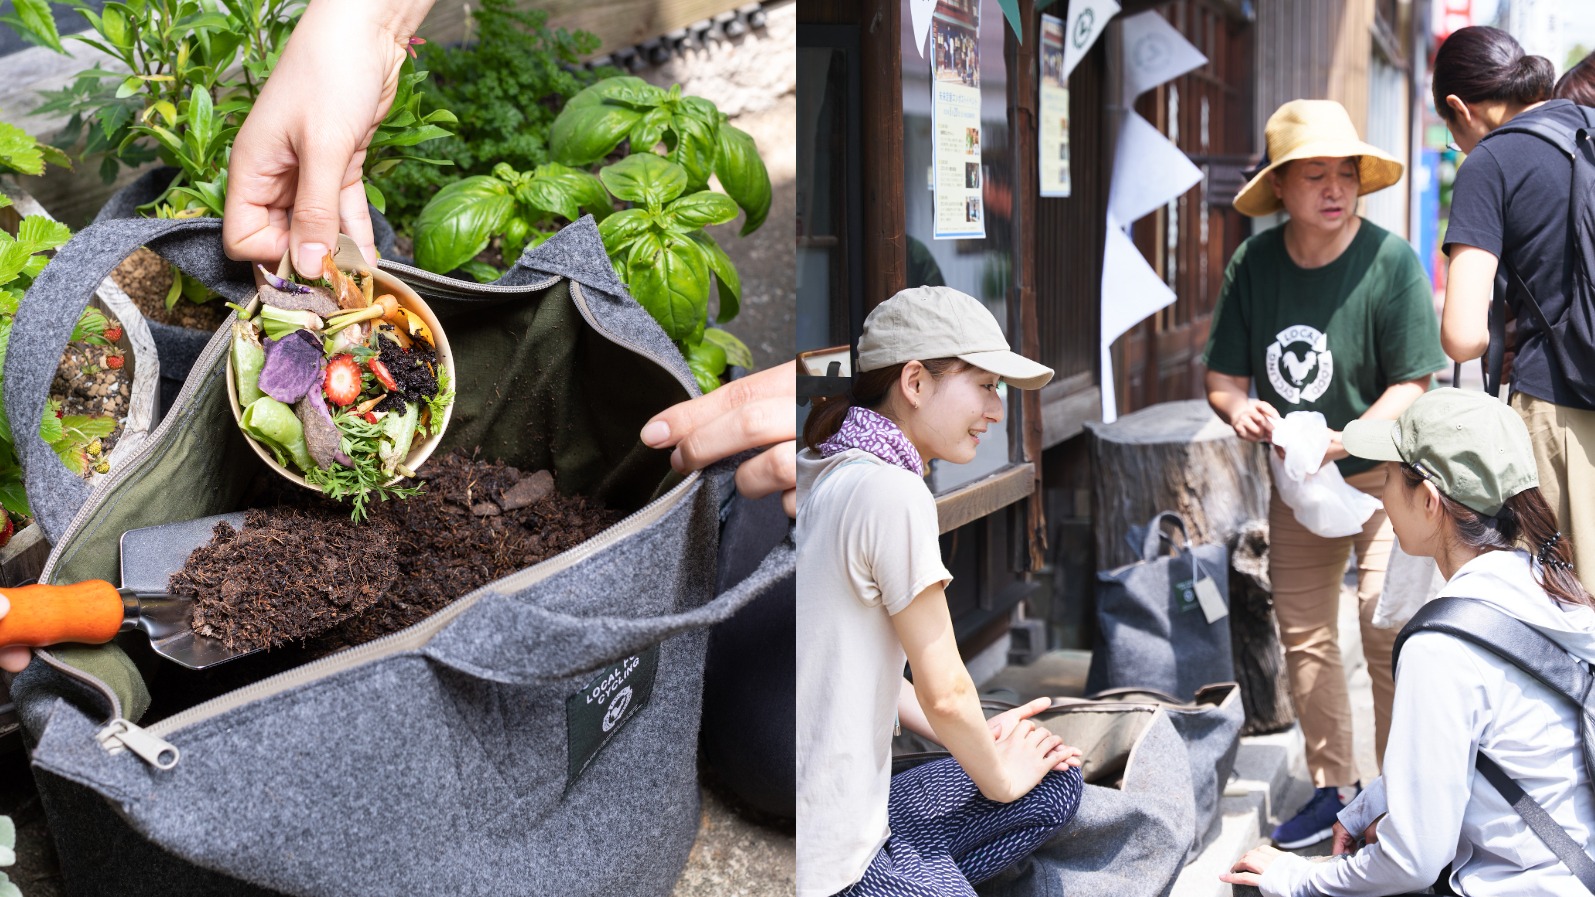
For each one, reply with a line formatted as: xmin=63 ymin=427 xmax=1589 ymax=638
xmin=1434 ymin=25 xmax=1595 ymax=592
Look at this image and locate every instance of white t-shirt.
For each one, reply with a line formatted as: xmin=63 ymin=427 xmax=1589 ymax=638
xmin=796 ymin=447 xmax=952 ymax=897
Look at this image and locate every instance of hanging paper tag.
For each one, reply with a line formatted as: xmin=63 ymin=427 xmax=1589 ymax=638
xmin=1194 ymin=575 xmax=1228 ymax=624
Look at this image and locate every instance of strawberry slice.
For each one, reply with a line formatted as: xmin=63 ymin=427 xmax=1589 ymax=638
xmin=368 ymin=358 xmax=399 ymax=392
xmin=323 ymin=354 xmax=363 ymax=406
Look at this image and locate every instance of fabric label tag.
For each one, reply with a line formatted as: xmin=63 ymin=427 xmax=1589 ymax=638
xmin=1194 ymin=575 xmax=1228 ymax=624
xmin=566 ymin=645 xmax=659 ymax=791
xmin=1172 ymin=577 xmax=1200 ymax=613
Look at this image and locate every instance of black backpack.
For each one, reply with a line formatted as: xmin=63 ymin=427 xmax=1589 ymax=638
xmin=1477 ymin=105 xmax=1595 ymax=405
xmin=1396 ymin=597 xmax=1595 ymax=892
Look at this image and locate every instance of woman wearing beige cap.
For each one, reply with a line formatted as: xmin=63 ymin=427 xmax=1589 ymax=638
xmin=1202 ymin=99 xmax=1447 ymax=849
xmin=1225 ymin=388 xmax=1595 ymax=896
xmin=796 ymin=286 xmax=1081 ymax=897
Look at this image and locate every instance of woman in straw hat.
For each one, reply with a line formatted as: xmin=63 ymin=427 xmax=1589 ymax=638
xmin=796 ymin=286 xmax=1083 ymax=897
xmin=1432 ymin=25 xmax=1595 ymax=596
xmin=1203 ymin=99 xmax=1447 ymax=849
xmin=1224 ymin=388 xmax=1595 ymax=896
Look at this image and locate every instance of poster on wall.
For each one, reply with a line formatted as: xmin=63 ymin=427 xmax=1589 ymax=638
xmin=930 ymin=0 xmax=985 ymax=240
xmin=1039 ymin=13 xmax=1070 ymax=198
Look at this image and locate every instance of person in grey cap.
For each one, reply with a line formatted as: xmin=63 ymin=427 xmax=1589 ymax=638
xmin=1224 ymin=388 xmax=1595 ymax=897
xmin=796 ymin=286 xmax=1081 ymax=897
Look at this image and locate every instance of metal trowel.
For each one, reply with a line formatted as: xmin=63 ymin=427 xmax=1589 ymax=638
xmin=0 ymin=512 xmax=255 ymax=670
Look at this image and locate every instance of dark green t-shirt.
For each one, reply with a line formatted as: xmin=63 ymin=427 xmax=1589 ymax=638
xmin=1203 ymin=220 xmax=1447 ymax=475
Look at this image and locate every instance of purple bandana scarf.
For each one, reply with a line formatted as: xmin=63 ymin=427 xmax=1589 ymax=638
xmin=818 ymin=406 xmax=924 ymax=476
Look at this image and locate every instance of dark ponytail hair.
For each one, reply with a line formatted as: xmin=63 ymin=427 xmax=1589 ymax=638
xmin=1556 ymin=52 xmax=1595 ymax=108
xmin=1432 ymin=26 xmax=1555 ymax=125
xmin=1398 ymin=464 xmax=1592 ymax=607
xmin=802 ymin=358 xmax=970 ymax=451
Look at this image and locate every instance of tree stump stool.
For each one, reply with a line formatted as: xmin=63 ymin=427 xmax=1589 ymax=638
xmin=1085 ymin=399 xmax=1293 ymax=732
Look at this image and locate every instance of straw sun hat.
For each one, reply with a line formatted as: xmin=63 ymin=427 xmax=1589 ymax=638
xmin=1232 ymin=99 xmax=1404 ymax=218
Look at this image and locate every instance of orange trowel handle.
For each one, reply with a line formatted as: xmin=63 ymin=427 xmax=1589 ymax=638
xmin=0 ymin=580 xmax=125 ymax=647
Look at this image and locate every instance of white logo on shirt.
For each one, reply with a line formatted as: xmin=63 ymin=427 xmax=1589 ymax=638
xmin=1265 ymin=325 xmax=1332 ymax=404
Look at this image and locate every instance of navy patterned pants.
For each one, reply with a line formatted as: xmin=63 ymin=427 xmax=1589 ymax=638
xmin=836 ymin=757 xmax=1084 ymax=896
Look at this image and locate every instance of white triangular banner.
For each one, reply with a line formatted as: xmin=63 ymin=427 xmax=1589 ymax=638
xmin=1099 ymin=215 xmax=1177 ymax=422
xmin=1121 ymin=10 xmax=1207 ymax=98
xmin=1060 ymin=0 xmax=1120 ymax=81
xmin=1108 ymin=111 xmax=1202 ymax=225
xmin=910 ymin=0 xmax=937 ymax=58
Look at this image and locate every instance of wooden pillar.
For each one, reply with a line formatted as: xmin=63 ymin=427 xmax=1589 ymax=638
xmin=1008 ymin=1 xmax=1047 ymax=570
xmin=860 ymin=0 xmax=906 ymax=310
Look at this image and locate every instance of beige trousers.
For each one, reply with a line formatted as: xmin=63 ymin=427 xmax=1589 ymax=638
xmin=1511 ymin=392 xmax=1595 ymax=595
xmin=1268 ymin=466 xmax=1394 ymax=788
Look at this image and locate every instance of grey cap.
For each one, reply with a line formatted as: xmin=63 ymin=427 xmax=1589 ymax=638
xmin=856 ymin=286 xmax=1055 ymax=389
xmin=1342 ymin=388 xmax=1538 ymax=517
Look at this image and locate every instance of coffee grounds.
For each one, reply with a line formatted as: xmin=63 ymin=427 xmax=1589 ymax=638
xmin=171 ymin=508 xmax=400 ymax=652
xmin=168 ymin=451 xmax=622 ymax=658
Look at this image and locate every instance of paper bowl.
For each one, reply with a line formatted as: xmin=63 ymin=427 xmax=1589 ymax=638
xmin=225 ymin=267 xmax=455 ymax=491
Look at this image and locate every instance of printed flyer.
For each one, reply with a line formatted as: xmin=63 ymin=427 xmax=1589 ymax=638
xmin=930 ymin=0 xmax=985 ymax=239
xmin=1039 ymin=13 xmax=1071 ymax=198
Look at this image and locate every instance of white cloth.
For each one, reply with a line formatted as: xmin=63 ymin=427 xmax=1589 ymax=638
xmin=1261 ymin=549 xmax=1595 ymax=897
xmin=1268 ymin=411 xmax=1381 ymax=538
xmin=796 ymin=447 xmax=953 ymax=897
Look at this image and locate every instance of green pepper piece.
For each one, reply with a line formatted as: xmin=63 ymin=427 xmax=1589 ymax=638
xmin=240 ymin=396 xmax=317 ymax=473
xmin=231 ymin=321 xmax=265 ymax=406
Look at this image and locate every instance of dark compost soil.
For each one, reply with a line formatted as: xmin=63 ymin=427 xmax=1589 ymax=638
xmin=167 ymin=450 xmax=622 ymax=656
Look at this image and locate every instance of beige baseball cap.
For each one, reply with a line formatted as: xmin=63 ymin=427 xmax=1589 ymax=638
xmin=1342 ymin=388 xmax=1538 ymax=517
xmin=856 ymin=286 xmax=1055 ymax=390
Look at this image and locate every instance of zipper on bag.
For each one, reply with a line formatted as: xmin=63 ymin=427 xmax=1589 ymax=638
xmin=36 ymin=268 xmax=700 ymax=768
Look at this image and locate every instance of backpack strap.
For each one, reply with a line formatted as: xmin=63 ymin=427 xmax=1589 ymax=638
xmin=1396 ymin=597 xmax=1595 ymax=892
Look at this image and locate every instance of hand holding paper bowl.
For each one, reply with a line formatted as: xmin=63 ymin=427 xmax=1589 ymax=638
xmin=226 ymin=238 xmax=455 ymax=520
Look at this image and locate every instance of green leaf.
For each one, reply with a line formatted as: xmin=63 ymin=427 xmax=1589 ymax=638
xmin=17 ymin=215 xmax=71 ymax=252
xmin=592 ymin=77 xmax=669 ymax=109
xmin=37 ymin=402 xmax=62 ymax=445
xmin=668 ymin=111 xmax=718 ymax=189
xmin=413 ymin=175 xmax=515 ymax=274
xmin=458 ymin=260 xmax=502 ymax=283
xmin=3 ymin=0 xmax=65 ymax=53
xmin=0 ymin=479 xmax=32 ymax=521
xmin=517 ymin=177 xmax=580 ymax=222
xmin=164 ymin=264 xmax=184 ymax=311
xmin=550 ymin=103 xmax=641 ymax=167
xmin=598 ymin=208 xmax=652 ymax=257
xmin=536 ymin=163 xmax=612 ymax=220
xmin=60 ymin=415 xmax=116 ymax=440
xmin=115 ymin=75 xmax=145 ymax=99
xmin=714 ymin=124 xmax=772 ymax=235
xmin=625 ymin=232 xmax=708 ymax=341
xmin=0 ymin=123 xmax=45 ymax=177
xmin=369 ymin=124 xmax=453 ymax=150
xmin=185 ymin=85 xmax=217 ymax=160
xmin=666 ymin=191 xmax=739 ymax=230
xmin=364 ymin=181 xmax=386 ymax=214
xmin=100 ymin=3 xmax=131 ymax=48
xmin=0 ymin=241 xmax=34 ymax=287
xmin=683 ymin=336 xmax=727 ymax=393
xmin=600 ymin=153 xmax=688 ymax=208
xmin=37 ymin=142 xmax=71 ymax=170
xmin=629 ymin=106 xmax=670 ymax=151
xmin=703 ymin=328 xmax=753 ymax=370
xmin=689 ymin=230 xmax=741 ymax=323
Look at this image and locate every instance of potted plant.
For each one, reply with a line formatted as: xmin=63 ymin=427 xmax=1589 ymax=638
xmin=409 ymin=76 xmax=771 ymax=392
xmin=0 ymin=122 xmax=157 ymax=584
xmin=10 ymin=0 xmax=453 ymax=400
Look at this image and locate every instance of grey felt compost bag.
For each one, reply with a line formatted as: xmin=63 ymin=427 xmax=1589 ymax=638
xmin=6 ymin=216 xmax=791 ymax=897
xmin=1086 ymin=511 xmax=1234 ymax=702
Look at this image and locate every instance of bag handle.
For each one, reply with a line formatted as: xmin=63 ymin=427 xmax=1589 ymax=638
xmin=423 ymin=532 xmax=794 ymax=685
xmin=1129 ymin=511 xmax=1190 ymax=562
xmin=5 ymin=217 xmax=253 ymax=541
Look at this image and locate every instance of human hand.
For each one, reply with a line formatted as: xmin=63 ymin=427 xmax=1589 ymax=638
xmin=223 ymin=0 xmax=434 ymax=276
xmin=1230 ymin=399 xmax=1279 ymax=443
xmin=640 ymin=360 xmax=796 ymax=518
xmin=983 ymin=715 xmax=1075 ymax=802
xmin=986 ymin=697 xmax=1081 ymax=771
xmin=1220 ymin=844 xmax=1285 ymax=887
xmin=0 ymin=593 xmax=32 ymax=673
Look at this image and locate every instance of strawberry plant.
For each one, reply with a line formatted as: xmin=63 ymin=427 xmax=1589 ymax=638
xmin=0 ymin=120 xmax=122 ymax=518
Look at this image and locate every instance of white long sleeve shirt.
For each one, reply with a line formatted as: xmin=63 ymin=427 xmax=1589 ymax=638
xmin=1261 ymin=549 xmax=1595 ymax=897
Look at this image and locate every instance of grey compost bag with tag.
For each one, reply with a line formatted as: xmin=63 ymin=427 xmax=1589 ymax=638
xmin=6 ymin=216 xmax=792 ymax=897
xmin=1086 ymin=511 xmax=1234 ymax=702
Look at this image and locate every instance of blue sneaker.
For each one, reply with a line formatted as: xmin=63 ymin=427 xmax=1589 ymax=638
xmin=1271 ymin=785 xmax=1355 ymax=849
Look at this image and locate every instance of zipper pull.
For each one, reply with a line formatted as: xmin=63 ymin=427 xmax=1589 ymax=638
xmin=96 ymin=718 xmax=180 ymax=770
